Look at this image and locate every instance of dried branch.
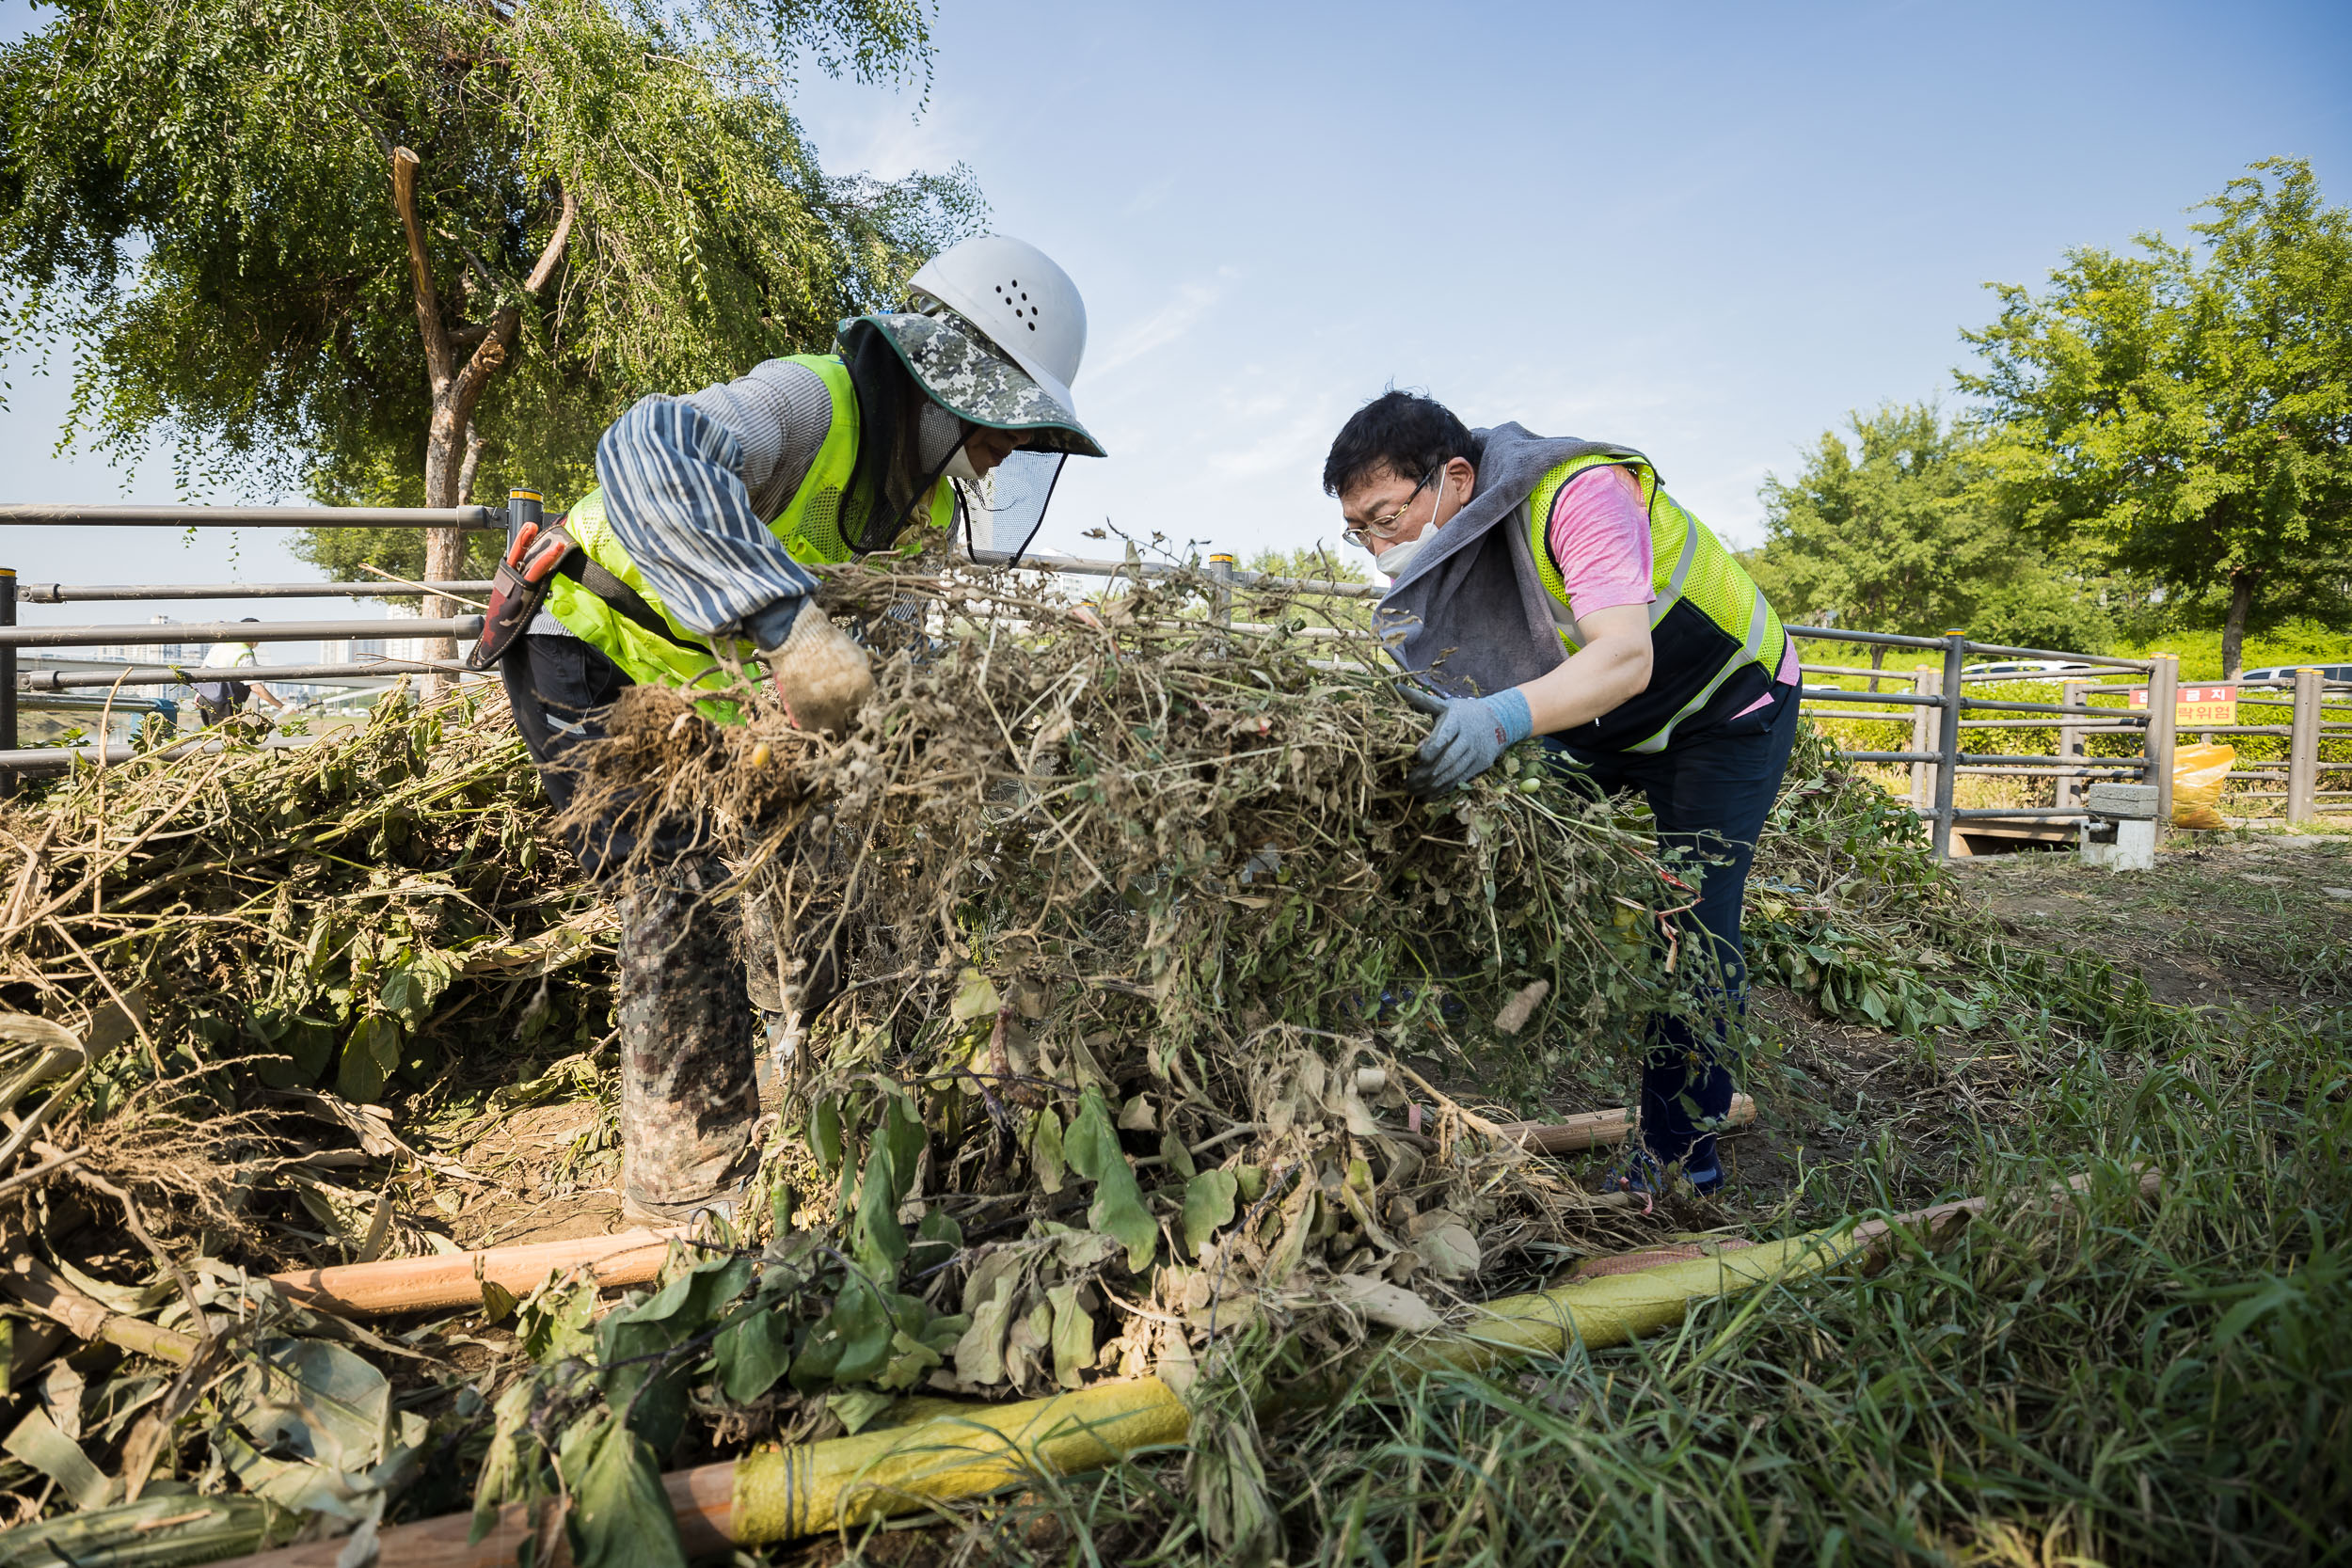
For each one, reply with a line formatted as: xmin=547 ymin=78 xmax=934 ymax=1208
xmin=389 ymin=147 xmax=452 ymax=393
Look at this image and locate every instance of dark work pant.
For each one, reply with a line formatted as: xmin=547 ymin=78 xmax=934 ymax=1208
xmin=1545 ymin=684 xmax=1801 ymax=1174
xmin=503 ymin=635 xmax=758 ymax=1203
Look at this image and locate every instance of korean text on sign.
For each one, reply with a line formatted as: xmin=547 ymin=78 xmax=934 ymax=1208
xmin=2128 ymin=685 xmax=2238 ymax=725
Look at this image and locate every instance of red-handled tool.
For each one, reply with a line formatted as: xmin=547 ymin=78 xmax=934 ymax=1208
xmin=467 ymin=520 xmax=575 ymax=672
xmin=520 ymin=534 xmax=569 ymax=584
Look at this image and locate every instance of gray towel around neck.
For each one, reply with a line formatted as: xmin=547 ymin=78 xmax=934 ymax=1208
xmin=1374 ymin=423 xmax=1643 ymax=698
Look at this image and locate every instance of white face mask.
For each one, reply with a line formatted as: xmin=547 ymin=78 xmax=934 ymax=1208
xmin=1375 ymin=534 xmax=1429 ymax=578
xmin=944 ymin=445 xmax=983 ymax=484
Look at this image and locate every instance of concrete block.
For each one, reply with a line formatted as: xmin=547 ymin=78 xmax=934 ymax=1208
xmin=2084 ymin=782 xmax=2159 ymax=819
xmin=2081 ymin=816 xmax=2155 ymax=871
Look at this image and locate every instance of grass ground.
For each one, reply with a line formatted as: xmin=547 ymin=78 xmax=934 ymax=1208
xmin=743 ymin=832 xmax=2350 ymax=1566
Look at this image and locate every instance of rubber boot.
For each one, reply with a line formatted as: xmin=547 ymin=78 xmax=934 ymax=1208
xmin=616 ymin=858 xmax=759 ymax=1225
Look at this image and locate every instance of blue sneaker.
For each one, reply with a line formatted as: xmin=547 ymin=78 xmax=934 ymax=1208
xmin=1611 ymin=1148 xmax=1724 ymax=1198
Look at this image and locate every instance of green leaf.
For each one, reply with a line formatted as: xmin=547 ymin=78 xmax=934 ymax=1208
xmin=1183 ymin=1168 xmax=1239 ymax=1258
xmin=880 ymin=1093 xmax=926 ymax=1204
xmin=1063 ymin=1091 xmax=1157 ymax=1273
xmin=819 ymin=1275 xmax=896 ymax=1387
xmin=850 ymin=1145 xmax=909 ymax=1281
xmin=825 ymin=1388 xmax=895 ymax=1435
xmin=809 ymin=1097 xmax=843 ymax=1174
xmin=598 ymin=1255 xmax=754 ymax=1453
xmin=954 ymin=1272 xmax=1017 ymax=1386
xmin=1046 ymin=1281 xmax=1093 ymax=1389
xmin=714 ymin=1307 xmax=797 ymax=1404
xmin=563 ymin=1411 xmax=686 ymax=1568
xmin=908 ymin=1204 xmax=962 ymax=1274
xmin=878 ymin=1329 xmax=943 ymax=1391
xmin=334 ymin=1016 xmax=402 ymax=1102
xmin=1027 ymin=1107 xmax=1066 ymax=1195
xmin=517 ymin=1278 xmax=598 ymax=1365
xmin=950 ymin=967 xmax=1002 ymax=1022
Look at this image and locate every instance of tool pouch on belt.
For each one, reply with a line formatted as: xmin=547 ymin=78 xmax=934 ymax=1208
xmin=467 ymin=524 xmax=580 ymax=671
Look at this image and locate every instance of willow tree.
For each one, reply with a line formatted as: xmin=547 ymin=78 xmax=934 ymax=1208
xmin=0 ymin=0 xmax=978 ymax=654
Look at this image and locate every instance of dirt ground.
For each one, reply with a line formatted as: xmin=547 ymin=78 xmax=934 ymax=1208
xmin=1714 ymin=827 xmax=2352 ymax=1204
xmin=1949 ymin=827 xmax=2352 ymax=1014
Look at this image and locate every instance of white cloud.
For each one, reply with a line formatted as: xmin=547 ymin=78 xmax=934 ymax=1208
xmin=1092 ymin=272 xmax=1235 ymax=379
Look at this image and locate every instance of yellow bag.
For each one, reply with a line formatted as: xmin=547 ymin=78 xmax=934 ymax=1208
xmin=2171 ymin=741 xmax=2234 ymax=830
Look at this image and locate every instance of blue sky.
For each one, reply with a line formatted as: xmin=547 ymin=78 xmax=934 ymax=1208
xmin=3 ymin=0 xmax=2347 ymax=632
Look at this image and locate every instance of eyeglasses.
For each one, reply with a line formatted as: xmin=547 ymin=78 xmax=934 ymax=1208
xmin=1342 ymin=466 xmax=1440 ymax=551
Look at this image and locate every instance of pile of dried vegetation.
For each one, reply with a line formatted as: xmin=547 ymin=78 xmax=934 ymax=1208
xmin=0 ymin=557 xmax=2001 ymax=1562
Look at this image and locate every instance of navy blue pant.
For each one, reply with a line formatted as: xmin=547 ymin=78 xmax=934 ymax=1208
xmin=1544 ymin=684 xmax=1801 ymax=1176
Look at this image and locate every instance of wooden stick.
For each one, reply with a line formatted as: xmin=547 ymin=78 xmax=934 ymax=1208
xmin=1490 ymin=1093 xmax=1757 ymax=1154
xmin=1 ymin=1254 xmax=197 ymax=1365
xmin=215 ymin=1166 xmax=2166 ymax=1568
xmin=265 ymin=1227 xmax=685 ymax=1317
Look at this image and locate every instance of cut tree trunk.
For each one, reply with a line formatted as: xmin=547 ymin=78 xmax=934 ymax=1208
xmin=2221 ymin=569 xmax=2256 ymax=680
xmin=389 ymin=147 xmax=577 ymax=687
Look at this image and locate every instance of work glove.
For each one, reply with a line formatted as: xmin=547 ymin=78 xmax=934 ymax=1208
xmin=757 ymin=597 xmax=874 ymax=737
xmin=1400 ymin=685 xmax=1534 ymax=796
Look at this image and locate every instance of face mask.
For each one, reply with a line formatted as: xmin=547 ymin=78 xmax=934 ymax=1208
xmin=916 ymin=400 xmax=967 ymax=474
xmin=944 ymin=445 xmax=983 ymax=484
xmin=1375 ymin=534 xmax=1429 ymax=578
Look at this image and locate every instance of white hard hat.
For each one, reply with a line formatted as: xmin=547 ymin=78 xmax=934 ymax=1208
xmin=907 ymin=235 xmax=1089 ymax=425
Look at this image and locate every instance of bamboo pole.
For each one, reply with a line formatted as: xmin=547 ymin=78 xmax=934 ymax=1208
xmin=265 ymin=1228 xmax=684 ymax=1317
xmin=216 ymin=1168 xmax=2157 ymax=1567
xmin=1 ymin=1255 xmax=197 ymax=1366
xmin=1491 ymin=1094 xmax=1756 ymax=1154
xmin=258 ymin=1094 xmax=1756 ymax=1323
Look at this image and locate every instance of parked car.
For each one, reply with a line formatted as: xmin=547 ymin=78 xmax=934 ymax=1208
xmin=2240 ymin=663 xmax=2352 ymax=685
xmin=1961 ymin=658 xmax=2096 ymax=680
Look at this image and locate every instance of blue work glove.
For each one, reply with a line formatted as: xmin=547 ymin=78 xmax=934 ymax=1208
xmin=1400 ymin=685 xmax=1534 ymax=796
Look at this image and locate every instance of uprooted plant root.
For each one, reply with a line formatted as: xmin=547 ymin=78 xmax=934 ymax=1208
xmin=0 ymin=557 xmax=1968 ymax=1559
xmin=541 ymin=561 xmax=1724 ymax=1418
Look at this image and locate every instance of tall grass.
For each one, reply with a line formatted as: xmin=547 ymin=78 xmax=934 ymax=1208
xmin=826 ymin=956 xmax=2351 ymax=1565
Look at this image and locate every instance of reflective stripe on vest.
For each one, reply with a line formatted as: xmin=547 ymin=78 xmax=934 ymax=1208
xmin=1526 ymin=454 xmax=1787 ymax=753
xmin=546 ymin=353 xmax=953 ymax=716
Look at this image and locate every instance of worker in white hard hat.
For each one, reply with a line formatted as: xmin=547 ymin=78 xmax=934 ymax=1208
xmin=485 ymin=235 xmax=1104 ymax=1225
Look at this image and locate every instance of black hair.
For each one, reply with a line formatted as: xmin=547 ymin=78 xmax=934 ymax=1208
xmin=1321 ymin=389 xmax=1477 ymax=498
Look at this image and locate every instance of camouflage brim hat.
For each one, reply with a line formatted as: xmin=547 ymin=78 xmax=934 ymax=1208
xmin=840 ymin=311 xmax=1106 ymax=459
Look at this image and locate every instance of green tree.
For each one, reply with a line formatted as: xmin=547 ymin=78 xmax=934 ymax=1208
xmin=1241 ymin=546 xmax=1368 ymax=585
xmin=0 ymin=0 xmax=978 ymax=646
xmin=1746 ymin=402 xmax=2111 ymax=676
xmin=1959 ymin=157 xmax=2352 ymax=677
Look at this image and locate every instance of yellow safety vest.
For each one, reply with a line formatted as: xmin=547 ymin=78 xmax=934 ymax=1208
xmin=545 ymin=355 xmax=954 ymax=715
xmin=1526 ymin=452 xmax=1787 ymax=752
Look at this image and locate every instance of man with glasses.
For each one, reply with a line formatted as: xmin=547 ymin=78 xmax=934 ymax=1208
xmin=1326 ymin=391 xmax=1800 ymax=1196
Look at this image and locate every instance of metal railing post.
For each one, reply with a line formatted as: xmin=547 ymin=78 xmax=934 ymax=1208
xmin=508 ymin=487 xmax=543 ymax=550
xmin=0 ymin=567 xmax=15 ymax=800
xmin=1931 ymin=629 xmax=1966 ymax=858
xmin=1910 ymin=665 xmax=1939 ymax=810
xmin=1207 ymin=553 xmax=1234 ymax=630
xmin=2056 ymin=678 xmax=2086 ymax=811
xmin=2145 ymin=653 xmax=2179 ymax=833
xmin=2286 ymin=666 xmax=2322 ymax=826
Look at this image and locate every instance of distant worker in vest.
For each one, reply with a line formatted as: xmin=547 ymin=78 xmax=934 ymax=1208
xmin=195 ymin=618 xmax=288 ymax=728
xmin=1325 ymin=392 xmax=1798 ymax=1196
xmin=469 ymin=236 xmax=1104 ymax=1226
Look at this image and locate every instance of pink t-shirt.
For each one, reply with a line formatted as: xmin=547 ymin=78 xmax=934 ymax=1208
xmin=1546 ymin=466 xmax=1797 ymax=714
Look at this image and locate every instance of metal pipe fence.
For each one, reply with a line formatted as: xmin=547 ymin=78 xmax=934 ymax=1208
xmin=7 ymin=501 xmax=2345 ymax=842
xmin=18 ymin=580 xmax=492 ymax=603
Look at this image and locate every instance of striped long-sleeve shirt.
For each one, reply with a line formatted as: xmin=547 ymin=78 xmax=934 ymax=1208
xmin=590 ymin=358 xmax=837 ymax=650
